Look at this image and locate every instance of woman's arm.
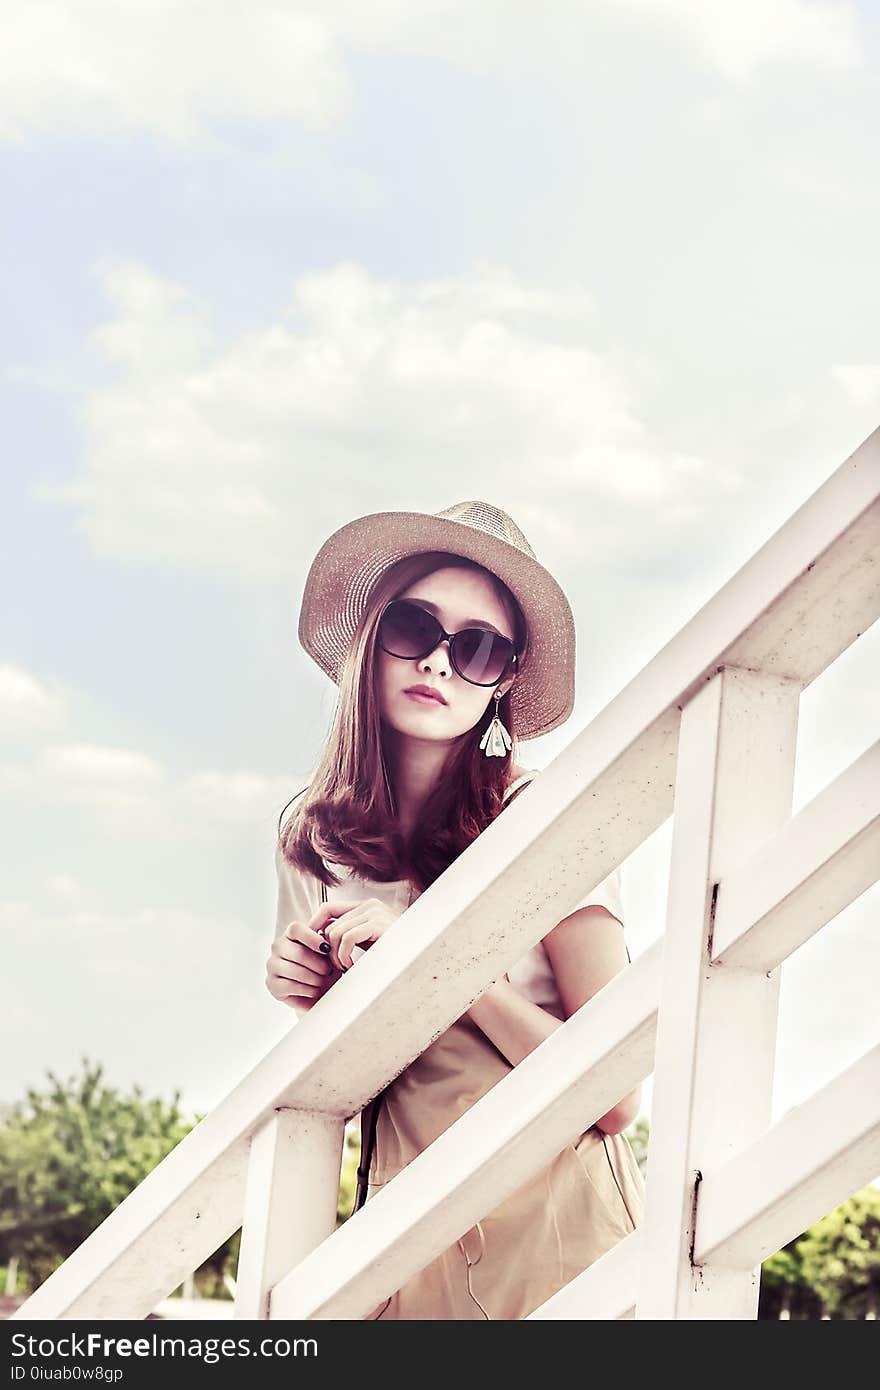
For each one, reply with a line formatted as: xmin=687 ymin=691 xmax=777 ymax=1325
xmin=465 ymin=905 xmax=641 ymax=1135
xmin=465 ymin=975 xmax=561 ymax=1068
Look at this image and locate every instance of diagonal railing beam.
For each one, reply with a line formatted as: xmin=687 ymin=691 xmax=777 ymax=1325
xmin=527 ymin=1230 xmax=641 ymax=1320
xmin=695 ymin=1042 xmax=880 ymax=1268
xmin=711 ymin=738 xmax=879 ymax=971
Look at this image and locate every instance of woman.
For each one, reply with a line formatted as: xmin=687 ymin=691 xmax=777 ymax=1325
xmin=266 ymin=500 xmax=645 ymax=1320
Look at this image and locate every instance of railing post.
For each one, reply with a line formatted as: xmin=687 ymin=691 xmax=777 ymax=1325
xmin=235 ymin=1107 xmax=344 ymax=1320
xmin=636 ymin=665 xmax=800 ymax=1318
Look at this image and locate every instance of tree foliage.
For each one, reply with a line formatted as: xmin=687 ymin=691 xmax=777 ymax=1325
xmin=0 ymin=1058 xmax=358 ymax=1295
xmin=796 ymin=1187 xmax=880 ymax=1318
xmin=759 ymin=1236 xmax=824 ymax=1318
xmin=0 ymin=1057 xmax=192 ymax=1287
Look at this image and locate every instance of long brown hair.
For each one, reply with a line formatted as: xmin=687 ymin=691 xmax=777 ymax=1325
xmin=278 ymin=551 xmax=531 ymax=895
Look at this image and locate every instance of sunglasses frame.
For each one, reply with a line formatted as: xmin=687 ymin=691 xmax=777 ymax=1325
xmin=377 ymin=598 xmax=519 ymax=688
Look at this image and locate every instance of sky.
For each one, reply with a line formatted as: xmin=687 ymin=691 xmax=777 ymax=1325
xmin=2 ymin=0 xmax=878 ymax=1199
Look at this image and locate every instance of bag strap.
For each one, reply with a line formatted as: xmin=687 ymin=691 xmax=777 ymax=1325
xmin=321 ymin=867 xmax=385 ymax=1213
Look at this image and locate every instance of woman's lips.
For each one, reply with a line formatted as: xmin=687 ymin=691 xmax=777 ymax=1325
xmin=404 ymin=690 xmax=445 ymax=705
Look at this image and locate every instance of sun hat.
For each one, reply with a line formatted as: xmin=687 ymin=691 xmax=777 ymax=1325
xmin=297 ymin=500 xmax=576 ymax=741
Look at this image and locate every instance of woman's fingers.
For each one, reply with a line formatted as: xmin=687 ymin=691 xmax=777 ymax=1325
xmin=265 ymin=968 xmax=320 ymax=1002
xmin=282 ymin=909 xmax=362 ymax=972
xmin=307 ymin=902 xmax=367 ymax=934
xmin=276 ymin=933 xmax=332 ymax=978
xmin=267 ymin=929 xmax=342 ymax=1007
xmin=304 ymin=902 xmax=367 ymax=971
xmin=271 ymin=957 xmax=326 ymax=987
xmin=266 ymin=955 xmax=337 ymax=1001
xmin=267 ymin=904 xmax=369 ymax=1001
xmin=334 ymin=924 xmax=372 ymax=969
xmin=283 ymin=917 xmax=335 ymax=958
xmin=318 ymin=899 xmax=398 ymax=969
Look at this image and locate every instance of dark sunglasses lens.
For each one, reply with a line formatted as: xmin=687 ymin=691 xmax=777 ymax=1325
xmin=379 ymin=600 xmax=514 ymax=684
xmin=454 ymin=628 xmax=513 ymax=683
xmin=379 ymin=601 xmax=439 ymax=657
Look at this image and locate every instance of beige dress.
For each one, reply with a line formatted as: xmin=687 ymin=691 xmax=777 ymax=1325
xmin=356 ymin=1015 xmax=644 ymax=1320
xmin=279 ymin=770 xmax=646 ymax=1320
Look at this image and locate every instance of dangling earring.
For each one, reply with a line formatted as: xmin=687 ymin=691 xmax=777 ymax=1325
xmin=479 ymin=689 xmax=512 ymax=758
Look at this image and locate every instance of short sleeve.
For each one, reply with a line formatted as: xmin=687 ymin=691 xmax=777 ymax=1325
xmin=569 ymin=864 xmax=624 ymax=927
xmin=567 ymin=864 xmax=630 ymax=963
xmin=274 ymin=841 xmax=320 ymax=940
xmin=273 ymin=843 xmax=322 ymax=1018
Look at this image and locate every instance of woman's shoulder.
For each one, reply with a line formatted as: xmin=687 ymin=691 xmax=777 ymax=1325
xmin=274 ymin=841 xmax=326 ymax=917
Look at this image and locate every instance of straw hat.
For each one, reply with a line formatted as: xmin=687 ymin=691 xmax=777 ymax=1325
xmin=297 ymin=500 xmax=576 ymax=741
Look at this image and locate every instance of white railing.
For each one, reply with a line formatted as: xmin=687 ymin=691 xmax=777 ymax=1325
xmin=12 ymin=426 xmax=880 ymax=1321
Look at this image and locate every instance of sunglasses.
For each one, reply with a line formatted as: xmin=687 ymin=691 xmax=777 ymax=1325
xmin=377 ymin=599 xmax=519 ymax=687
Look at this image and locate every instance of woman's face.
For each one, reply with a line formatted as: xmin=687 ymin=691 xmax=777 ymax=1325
xmin=376 ymin=566 xmax=518 ymax=748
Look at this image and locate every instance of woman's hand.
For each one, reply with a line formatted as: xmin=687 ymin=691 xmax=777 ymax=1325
xmin=314 ymin=897 xmax=405 ymax=972
xmin=265 ymin=911 xmax=344 ymax=1011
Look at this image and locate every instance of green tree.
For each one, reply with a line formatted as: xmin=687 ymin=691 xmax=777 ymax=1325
xmin=0 ymin=1057 xmax=193 ymax=1288
xmin=0 ymin=1059 xmax=363 ymax=1297
xmin=337 ymin=1124 xmax=360 ymax=1225
xmin=797 ymin=1187 xmax=880 ymax=1319
xmin=759 ymin=1237 xmax=823 ymax=1319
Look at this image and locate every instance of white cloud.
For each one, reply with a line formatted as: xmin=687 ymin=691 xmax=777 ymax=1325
xmin=36 ymin=742 xmax=168 ymax=810
xmin=0 ymin=665 xmax=68 ymax=735
xmin=0 ymin=736 xmax=301 ymax=837
xmin=91 ymin=265 xmax=214 ymax=375
xmin=615 ymin=0 xmax=863 ymax=79
xmin=184 ymin=771 xmax=300 ymax=827
xmin=0 ymin=2 xmax=350 ymax=144
xmin=44 ymin=873 xmax=88 ymax=906
xmin=1 ymin=0 xmax=865 ymax=145
xmin=33 ymin=258 xmax=741 ymax=579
